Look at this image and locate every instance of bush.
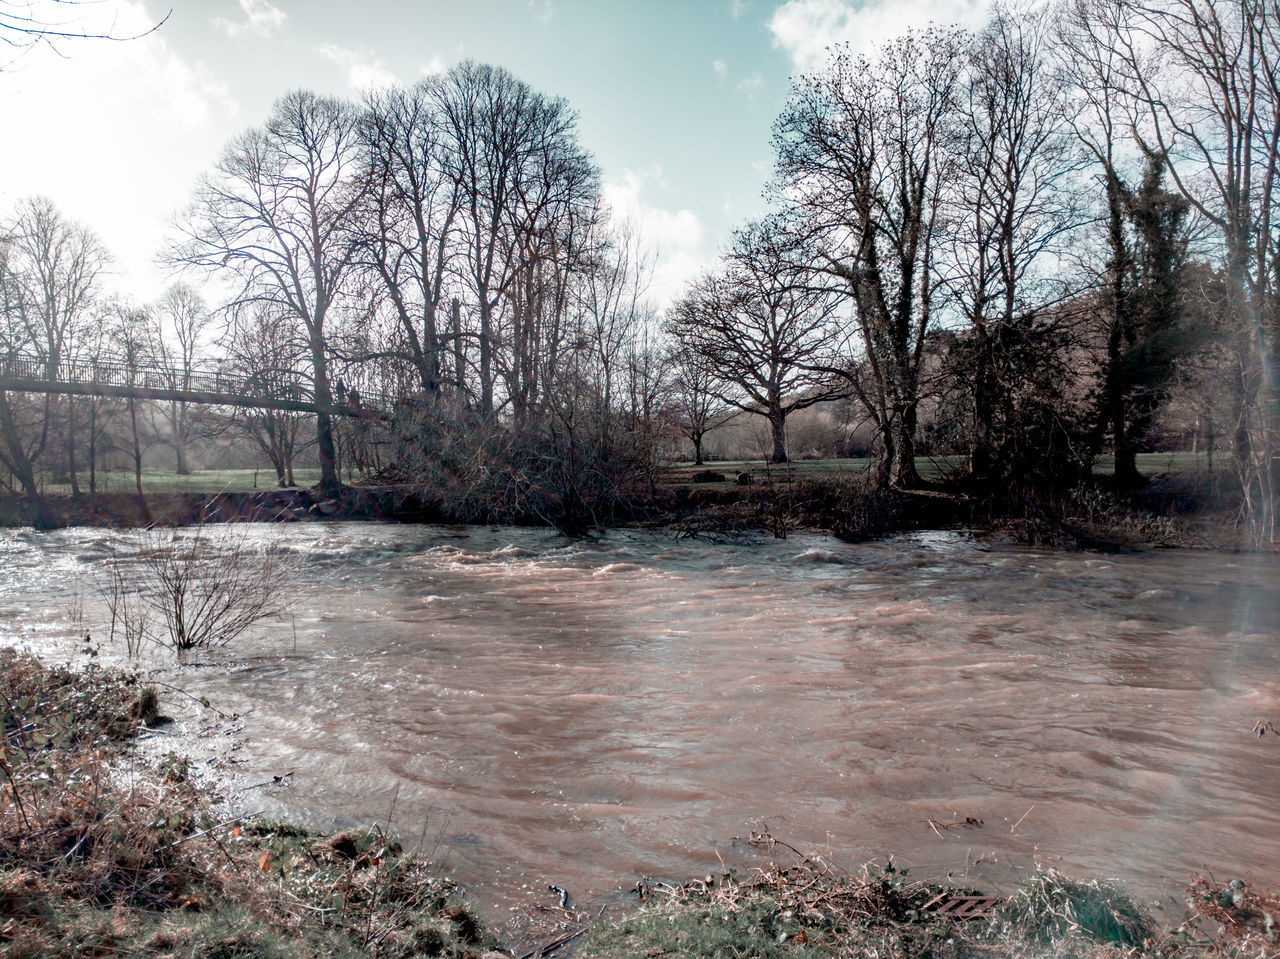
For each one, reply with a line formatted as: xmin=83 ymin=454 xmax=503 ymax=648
xmin=99 ymin=523 xmax=295 ymax=655
xmin=989 ymin=868 xmax=1154 ymax=947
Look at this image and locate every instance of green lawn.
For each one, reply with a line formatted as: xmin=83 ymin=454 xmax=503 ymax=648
xmin=32 ymin=452 xmax=1211 ymax=498
xmin=41 ymin=468 xmax=323 ymax=495
xmin=664 ymin=451 xmax=1211 ymax=485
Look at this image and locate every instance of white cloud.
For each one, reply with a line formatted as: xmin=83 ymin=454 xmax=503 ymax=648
xmin=602 ymin=169 xmax=711 ymax=310
xmin=0 ymin=2 xmax=239 ymax=303
xmin=736 ymin=70 xmax=764 ymax=104
xmin=730 ymin=0 xmax=750 ymax=18
xmin=212 ymin=0 xmax=287 ymax=39
xmin=769 ymin=0 xmax=990 ymax=71
xmin=712 ymin=58 xmax=728 ymax=79
xmin=421 ymin=56 xmax=446 ymax=76
xmin=528 ymin=0 xmax=554 ymax=23
xmin=316 ymin=44 xmax=398 ymax=91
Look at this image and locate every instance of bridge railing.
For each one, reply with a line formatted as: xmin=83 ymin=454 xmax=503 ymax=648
xmin=0 ymin=351 xmax=398 ymax=414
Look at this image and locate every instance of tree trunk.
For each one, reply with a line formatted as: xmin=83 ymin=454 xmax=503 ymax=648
xmin=889 ymin=410 xmax=921 ymax=489
xmin=67 ymin=397 xmax=81 ymax=497
xmin=479 ymin=299 xmax=494 ymax=418
xmin=969 ymin=340 xmax=996 ymax=483
xmin=127 ymin=399 xmax=146 ymax=504
xmin=768 ymin=402 xmax=788 ymax=464
xmin=175 ymin=402 xmax=191 ymax=475
xmin=452 ymin=298 xmax=466 ymax=401
xmin=0 ymin=391 xmax=56 ymax=529
xmin=88 ymin=401 xmax=98 ymax=498
xmin=309 ymin=335 xmax=341 ymax=493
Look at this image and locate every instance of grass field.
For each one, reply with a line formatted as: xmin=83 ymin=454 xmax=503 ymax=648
xmin=40 ymin=468 xmax=323 ymax=496
xmin=26 ymin=452 xmax=1212 ymax=498
xmin=663 ymin=451 xmax=1212 ymax=484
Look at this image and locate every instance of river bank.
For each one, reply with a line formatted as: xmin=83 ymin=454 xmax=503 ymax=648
xmin=0 ymin=464 xmax=1254 ymax=553
xmin=3 ymin=649 xmax=1277 ymax=958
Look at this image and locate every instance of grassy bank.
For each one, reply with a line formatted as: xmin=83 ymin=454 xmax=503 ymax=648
xmin=0 ymin=649 xmax=503 ymax=959
xmin=0 ymin=452 xmax=1262 ymax=554
xmin=5 ymin=651 xmax=1278 ymax=958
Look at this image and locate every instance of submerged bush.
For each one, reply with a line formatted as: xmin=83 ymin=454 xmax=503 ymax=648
xmin=989 ymin=868 xmax=1154 ymax=947
xmin=98 ymin=523 xmax=295 ymax=655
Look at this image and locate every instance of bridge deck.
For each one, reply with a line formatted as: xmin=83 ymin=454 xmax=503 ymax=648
xmin=0 ymin=353 xmax=392 ymax=418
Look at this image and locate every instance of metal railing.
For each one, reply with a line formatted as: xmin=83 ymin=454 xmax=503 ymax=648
xmin=0 ymin=351 xmax=396 ymax=415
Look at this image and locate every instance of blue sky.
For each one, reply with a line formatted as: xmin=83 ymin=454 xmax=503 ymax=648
xmin=0 ymin=0 xmax=989 ymax=308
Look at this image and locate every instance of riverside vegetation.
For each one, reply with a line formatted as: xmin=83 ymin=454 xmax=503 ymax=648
xmin=4 ymin=649 xmax=1279 ymax=959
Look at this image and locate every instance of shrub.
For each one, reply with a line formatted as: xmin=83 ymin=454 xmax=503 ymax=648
xmin=99 ymin=523 xmax=295 ymax=655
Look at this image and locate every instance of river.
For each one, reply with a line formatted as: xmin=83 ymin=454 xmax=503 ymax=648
xmin=2 ymin=523 xmax=1278 ymax=919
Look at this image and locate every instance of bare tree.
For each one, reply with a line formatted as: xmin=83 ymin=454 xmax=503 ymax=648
xmin=351 ymin=79 xmax=462 ymax=402
xmin=1101 ymin=0 xmax=1279 ymax=541
xmin=667 ymin=344 xmax=735 ymax=465
xmin=172 ymin=90 xmax=363 ymax=494
xmin=773 ymin=27 xmax=967 ymax=485
xmin=221 ymin=306 xmax=308 ymax=488
xmin=942 ymin=5 xmax=1086 ymax=483
xmin=0 ymin=197 xmax=107 ymax=521
xmin=668 ymin=220 xmax=842 ymax=464
xmin=102 ymin=296 xmax=160 ymax=502
xmin=434 ymin=61 xmax=599 ymax=419
xmin=154 ymin=283 xmax=212 ymax=475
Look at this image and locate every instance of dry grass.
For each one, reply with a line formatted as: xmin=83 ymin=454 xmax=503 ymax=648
xmin=577 ymin=852 xmax=1279 ymax=959
xmin=0 ymin=650 xmax=501 ymax=958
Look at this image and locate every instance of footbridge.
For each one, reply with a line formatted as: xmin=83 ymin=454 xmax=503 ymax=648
xmin=0 ymin=352 xmax=394 ymax=417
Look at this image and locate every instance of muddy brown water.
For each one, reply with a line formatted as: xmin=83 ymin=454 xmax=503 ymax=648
xmin=3 ymin=524 xmax=1279 ymax=919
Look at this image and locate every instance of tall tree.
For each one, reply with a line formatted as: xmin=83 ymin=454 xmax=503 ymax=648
xmin=433 ymin=61 xmax=599 ymax=418
xmin=1103 ymin=0 xmax=1280 ymax=541
xmin=173 ymin=89 xmax=363 ymax=493
xmin=352 ymin=79 xmax=461 ymax=402
xmin=942 ymin=5 xmax=1084 ymax=483
xmin=773 ymin=27 xmax=966 ymax=485
xmin=668 ymin=220 xmax=842 ymax=464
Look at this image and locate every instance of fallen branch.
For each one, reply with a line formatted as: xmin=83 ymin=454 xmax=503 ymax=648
xmin=159 ymin=810 xmax=264 ymax=851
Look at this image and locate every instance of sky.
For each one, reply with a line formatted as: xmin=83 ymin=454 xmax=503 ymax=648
xmin=0 ymin=0 xmax=990 ymax=310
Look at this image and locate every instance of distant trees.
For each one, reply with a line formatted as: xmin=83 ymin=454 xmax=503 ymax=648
xmin=667 ymin=345 xmax=734 ymax=465
xmin=0 ymin=197 xmax=107 ymax=523
xmin=154 ymin=284 xmax=213 ymax=475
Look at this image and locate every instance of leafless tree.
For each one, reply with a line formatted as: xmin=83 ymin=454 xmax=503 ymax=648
xmin=220 ymin=305 xmax=308 ymax=488
xmin=668 ymin=220 xmax=843 ymax=464
xmin=351 ymin=79 xmax=462 ymax=403
xmin=942 ymin=4 xmax=1086 ymax=482
xmin=1100 ymin=0 xmax=1279 ymax=541
xmin=0 ymin=197 xmax=107 ymax=520
xmin=153 ymin=283 xmax=212 ymax=475
xmin=667 ymin=344 xmax=735 ymax=465
xmin=433 ymin=61 xmax=599 ymax=419
xmin=172 ymin=90 xmax=363 ymax=493
xmin=101 ymin=296 xmax=160 ymax=502
xmin=773 ymin=27 xmax=967 ymax=485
